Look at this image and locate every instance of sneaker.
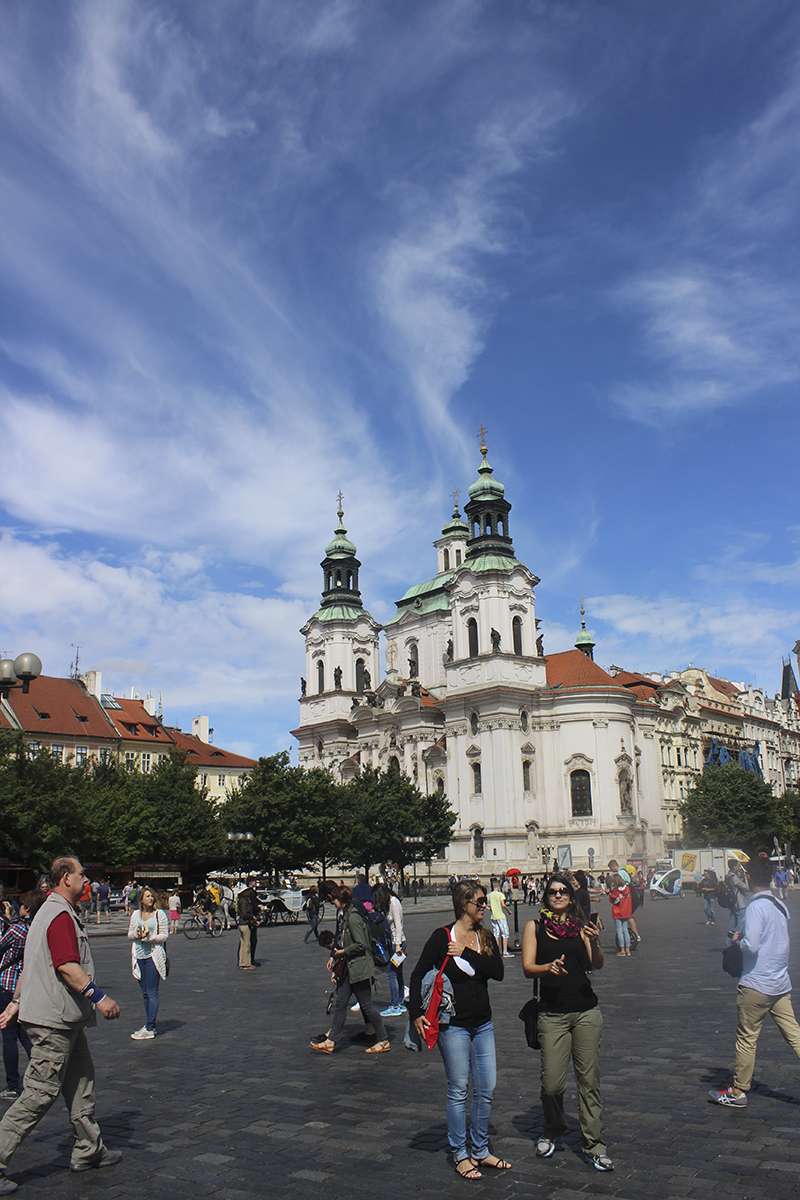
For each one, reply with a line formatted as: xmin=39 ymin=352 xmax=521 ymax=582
xmin=350 ymin=1000 xmax=361 ymax=1011
xmin=535 ymin=1137 xmax=555 ymax=1158
xmin=502 ymin=952 xmax=514 ymax=958
xmin=70 ymin=1147 xmax=123 ymax=1172
xmin=0 ymin=1090 xmax=20 ymax=1101
xmin=380 ymin=1006 xmax=405 ymax=1017
xmin=708 ymin=1086 xmax=746 ymax=1107
xmin=586 ymin=1153 xmax=614 ymax=1172
xmin=130 ymin=1028 xmax=156 ymax=1040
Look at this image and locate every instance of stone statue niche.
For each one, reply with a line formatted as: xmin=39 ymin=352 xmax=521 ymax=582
xmin=619 ymin=769 xmax=633 ymax=814
xmin=490 ymin=628 xmax=501 ymax=652
xmin=333 ymin=666 xmax=343 ymax=690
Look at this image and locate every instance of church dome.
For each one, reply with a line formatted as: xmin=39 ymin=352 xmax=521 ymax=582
xmin=325 ymin=517 xmax=357 ymax=559
xmin=468 ymin=452 xmax=505 ymax=501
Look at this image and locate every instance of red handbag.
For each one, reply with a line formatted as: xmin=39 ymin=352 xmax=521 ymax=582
xmin=423 ymin=929 xmax=452 ymax=1050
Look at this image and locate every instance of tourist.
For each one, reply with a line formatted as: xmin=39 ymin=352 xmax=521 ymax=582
xmin=522 ymin=872 xmax=612 ymax=1171
xmin=127 ymin=887 xmax=168 ymax=1040
xmin=0 ymin=892 xmax=45 ymax=1101
xmin=608 ymin=873 xmax=632 ymax=956
xmin=310 ymin=887 xmax=389 ymax=1054
xmin=168 ymin=889 xmax=182 ymax=934
xmin=372 ymin=883 xmax=406 ymax=1017
xmin=409 ymin=881 xmax=509 ymax=1180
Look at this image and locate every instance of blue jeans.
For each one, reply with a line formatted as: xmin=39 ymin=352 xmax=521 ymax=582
xmin=614 ymin=918 xmax=630 ymax=949
xmin=703 ymin=896 xmax=716 ymax=923
xmin=0 ymin=985 xmax=32 ymax=1093
xmin=388 ymin=940 xmax=406 ymax=1006
xmin=137 ymin=957 xmax=160 ymax=1031
xmin=304 ymin=914 xmax=319 ymax=943
xmin=727 ymin=906 xmax=744 ymax=939
xmin=437 ymin=1021 xmax=496 ymax=1163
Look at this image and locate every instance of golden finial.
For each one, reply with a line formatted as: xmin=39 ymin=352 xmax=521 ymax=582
xmin=477 ymin=424 xmax=488 ymax=455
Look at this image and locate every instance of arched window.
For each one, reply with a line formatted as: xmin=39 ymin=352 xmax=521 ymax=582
xmin=467 ymin=618 xmax=479 ymax=658
xmin=485 ymin=516 xmax=492 ymax=535
xmin=346 ymin=570 xmax=353 ymax=589
xmin=317 ymin=661 xmax=325 ymax=693
xmin=335 ymin=569 xmax=342 ymax=586
xmin=316 ymin=740 xmax=324 ymax=757
xmin=456 ymin=549 xmax=462 ymax=566
xmin=470 ymin=712 xmax=479 ymax=736
xmin=437 ymin=777 xmax=445 ymax=793
xmin=355 ymin=658 xmax=366 ymax=693
xmin=473 ymin=521 xmax=480 ymax=538
xmin=523 ymin=760 xmax=532 ymax=791
xmin=498 ymin=517 xmax=505 ymax=537
xmin=389 ymin=755 xmax=400 ymax=774
xmin=443 ymin=548 xmax=450 ymax=570
xmin=570 ymin=769 xmax=592 ymax=817
xmin=473 ymin=827 xmax=484 ymax=859
xmin=408 ymin=642 xmax=419 ymax=678
xmin=512 ymin=616 xmax=522 ymax=656
xmin=520 ymin=710 xmax=529 ymax=732
xmin=471 ymin=763 xmax=482 ymax=794
xmin=325 ymin=571 xmax=331 ymax=590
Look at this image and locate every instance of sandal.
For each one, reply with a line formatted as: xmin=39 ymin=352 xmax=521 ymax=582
xmin=310 ymin=1039 xmax=335 ymax=1053
xmin=475 ymin=1155 xmax=511 ymax=1170
xmin=455 ymin=1159 xmax=482 ymax=1180
xmin=364 ymin=1040 xmax=390 ymax=1053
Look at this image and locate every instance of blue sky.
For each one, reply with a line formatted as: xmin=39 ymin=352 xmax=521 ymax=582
xmin=1 ymin=0 xmax=798 ymax=759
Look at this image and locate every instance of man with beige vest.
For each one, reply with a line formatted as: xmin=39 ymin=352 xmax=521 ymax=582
xmin=0 ymin=857 xmax=122 ymax=1194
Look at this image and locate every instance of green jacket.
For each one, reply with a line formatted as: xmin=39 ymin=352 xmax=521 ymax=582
xmin=342 ymin=908 xmax=375 ymax=984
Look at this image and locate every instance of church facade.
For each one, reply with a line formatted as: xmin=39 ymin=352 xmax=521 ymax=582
xmin=292 ymin=442 xmax=666 ymax=876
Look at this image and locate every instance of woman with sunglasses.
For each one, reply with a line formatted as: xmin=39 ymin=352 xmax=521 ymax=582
xmin=521 ymin=873 xmax=613 ymax=1173
xmin=409 ymin=881 xmax=509 ymax=1180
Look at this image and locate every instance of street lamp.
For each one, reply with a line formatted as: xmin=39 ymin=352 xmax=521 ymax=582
xmin=404 ymin=835 xmax=425 ymax=905
xmin=227 ymin=831 xmax=254 ymax=883
xmin=0 ymin=653 xmax=43 ymax=700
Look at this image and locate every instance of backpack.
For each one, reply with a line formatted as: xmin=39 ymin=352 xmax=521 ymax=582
xmin=716 ymin=880 xmax=736 ymax=910
xmin=364 ymin=910 xmax=394 ymax=969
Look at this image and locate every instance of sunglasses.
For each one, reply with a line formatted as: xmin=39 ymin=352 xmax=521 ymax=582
xmin=470 ymin=898 xmax=488 ymax=908
xmin=547 ymin=887 xmax=570 ymax=897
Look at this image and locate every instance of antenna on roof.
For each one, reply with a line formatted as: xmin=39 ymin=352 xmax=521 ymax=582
xmin=70 ymin=645 xmax=80 ymax=679
xmin=158 ymin=692 xmax=163 ymax=720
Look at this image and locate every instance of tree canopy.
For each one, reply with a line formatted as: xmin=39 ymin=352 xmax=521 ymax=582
xmin=679 ymin=763 xmax=795 ymax=853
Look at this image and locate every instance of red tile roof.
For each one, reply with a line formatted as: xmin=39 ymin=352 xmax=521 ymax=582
xmin=610 ymin=669 xmax=660 ymax=689
xmin=544 ymin=651 xmax=626 ymax=690
xmin=101 ymin=698 xmax=174 ymax=745
xmin=708 ymin=676 xmax=741 ymax=699
xmin=164 ymin=728 xmax=256 ymax=769
xmin=5 ymin=676 xmax=117 ymax=740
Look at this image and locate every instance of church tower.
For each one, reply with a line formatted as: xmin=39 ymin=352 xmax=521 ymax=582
xmin=293 ymin=500 xmax=381 ymax=773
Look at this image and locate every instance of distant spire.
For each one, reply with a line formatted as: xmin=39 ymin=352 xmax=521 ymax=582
xmin=575 ymin=597 xmax=596 ymax=660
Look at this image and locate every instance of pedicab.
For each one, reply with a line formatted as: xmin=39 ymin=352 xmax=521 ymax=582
xmin=649 ymin=867 xmax=684 ymax=900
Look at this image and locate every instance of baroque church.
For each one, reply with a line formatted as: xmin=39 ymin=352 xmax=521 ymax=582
xmin=292 ymin=437 xmax=665 ymax=876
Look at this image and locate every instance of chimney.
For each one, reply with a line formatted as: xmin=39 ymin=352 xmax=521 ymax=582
xmin=79 ymin=670 xmax=102 ymax=698
xmin=143 ymin=693 xmax=157 ymax=716
xmin=192 ymin=716 xmax=210 ymax=743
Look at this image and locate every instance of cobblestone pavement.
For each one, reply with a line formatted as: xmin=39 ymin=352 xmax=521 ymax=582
xmin=5 ymin=891 xmax=800 ymax=1199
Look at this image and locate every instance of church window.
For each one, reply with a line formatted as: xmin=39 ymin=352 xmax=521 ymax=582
xmin=335 ymin=569 xmax=342 ymax=586
xmin=408 ymin=643 xmax=419 ymax=677
xmin=437 ymin=777 xmax=445 ymax=793
xmin=346 ymin=570 xmax=353 ymax=589
xmin=523 ymin=760 xmax=532 ymax=791
xmin=512 ymin=616 xmax=522 ymax=656
xmin=355 ymin=658 xmax=366 ymax=692
xmin=317 ymin=661 xmax=325 ymax=693
xmin=317 ymin=740 xmax=324 ymax=757
xmin=520 ymin=709 xmax=528 ymax=732
xmin=472 ymin=763 xmax=482 ymax=794
xmin=470 ymin=712 xmax=479 ymax=736
xmin=473 ymin=520 xmax=480 ymax=538
xmin=485 ymin=516 xmax=492 ymax=535
xmin=389 ymin=755 xmax=400 ymax=774
xmin=570 ymin=769 xmax=592 ymax=817
xmin=443 ymin=549 xmax=450 ymax=570
xmin=325 ymin=571 xmax=331 ymax=590
xmin=498 ymin=517 xmax=505 ymax=537
xmin=472 ymin=827 xmax=484 ymax=858
xmin=467 ymin=618 xmax=479 ymax=658
xmin=455 ymin=550 xmax=462 ymax=566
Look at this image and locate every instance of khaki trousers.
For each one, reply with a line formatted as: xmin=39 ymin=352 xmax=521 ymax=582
xmin=0 ymin=1023 xmax=103 ymax=1169
xmin=538 ymin=1007 xmax=606 ymax=1156
xmin=238 ymin=924 xmax=253 ymax=968
xmin=733 ymin=986 xmax=800 ymax=1091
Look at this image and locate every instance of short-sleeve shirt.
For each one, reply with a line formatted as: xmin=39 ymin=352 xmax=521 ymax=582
xmin=46 ymin=911 xmax=81 ymax=969
xmin=488 ymin=891 xmax=505 ymax=921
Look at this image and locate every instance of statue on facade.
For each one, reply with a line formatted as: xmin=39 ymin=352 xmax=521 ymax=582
xmin=386 ymin=641 xmax=397 ymax=672
xmin=300 ymin=677 xmax=306 ymax=696
xmin=491 ymin=628 xmax=501 ymax=652
xmin=536 ymin=633 xmax=544 ymax=657
xmin=408 ymin=655 xmax=418 ymax=678
xmin=333 ymin=666 xmax=342 ymax=690
xmin=619 ymin=771 xmax=634 ymax=814
xmin=363 ymin=667 xmax=371 ymax=690
xmin=446 ymin=638 xmax=453 ymax=661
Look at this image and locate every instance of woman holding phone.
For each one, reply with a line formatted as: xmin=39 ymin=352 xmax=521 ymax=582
xmin=409 ymin=881 xmax=509 ymax=1180
xmin=521 ymin=873 xmax=612 ymax=1172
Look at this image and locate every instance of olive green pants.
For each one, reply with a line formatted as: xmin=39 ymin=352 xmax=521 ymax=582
xmin=0 ymin=1023 xmax=103 ymax=1170
xmin=538 ymin=1007 xmax=606 ymax=1156
xmin=733 ymin=986 xmax=800 ymax=1091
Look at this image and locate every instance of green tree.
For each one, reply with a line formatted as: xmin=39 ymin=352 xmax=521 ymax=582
xmin=343 ymin=765 xmax=456 ymax=875
xmin=0 ymin=730 xmax=90 ymax=871
xmin=679 ymin=763 xmax=795 ymax=853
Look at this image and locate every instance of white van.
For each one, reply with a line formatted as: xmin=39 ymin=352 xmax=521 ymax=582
xmin=678 ymin=847 xmax=749 ymax=885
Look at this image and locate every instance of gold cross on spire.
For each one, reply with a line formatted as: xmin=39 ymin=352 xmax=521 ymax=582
xmin=451 ymin=486 xmax=460 ymax=513
xmin=336 ymin=490 xmax=344 ymax=518
xmin=477 ymin=424 xmax=488 ymax=455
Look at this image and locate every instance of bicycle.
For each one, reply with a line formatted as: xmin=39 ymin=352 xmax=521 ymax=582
xmin=183 ymin=906 xmax=223 ymax=939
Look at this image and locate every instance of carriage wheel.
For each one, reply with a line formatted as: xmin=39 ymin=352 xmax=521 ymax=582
xmin=280 ymin=908 xmax=292 ymax=923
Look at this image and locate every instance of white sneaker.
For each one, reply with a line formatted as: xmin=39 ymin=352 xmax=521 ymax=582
xmin=350 ymin=1000 xmax=361 ymax=1011
xmin=131 ymin=1028 xmax=156 ymax=1040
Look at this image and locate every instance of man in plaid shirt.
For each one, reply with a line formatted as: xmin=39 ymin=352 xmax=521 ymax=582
xmin=0 ymin=899 xmax=36 ymax=1100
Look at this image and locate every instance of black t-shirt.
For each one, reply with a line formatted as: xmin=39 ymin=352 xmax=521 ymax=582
xmin=410 ymin=926 xmax=504 ymax=1027
xmin=536 ymin=921 xmax=598 ymax=1014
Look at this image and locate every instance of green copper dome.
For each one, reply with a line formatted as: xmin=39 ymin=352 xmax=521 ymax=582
xmin=468 ymin=451 xmax=505 ymax=501
xmin=325 ymin=516 xmax=357 ymax=559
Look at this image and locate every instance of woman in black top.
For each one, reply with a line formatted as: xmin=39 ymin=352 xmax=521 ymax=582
xmin=410 ymin=881 xmax=510 ymax=1180
xmin=521 ymin=873 xmax=612 ymax=1173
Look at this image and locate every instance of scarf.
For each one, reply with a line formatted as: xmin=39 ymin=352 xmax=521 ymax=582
xmin=539 ymin=907 xmax=583 ymax=939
